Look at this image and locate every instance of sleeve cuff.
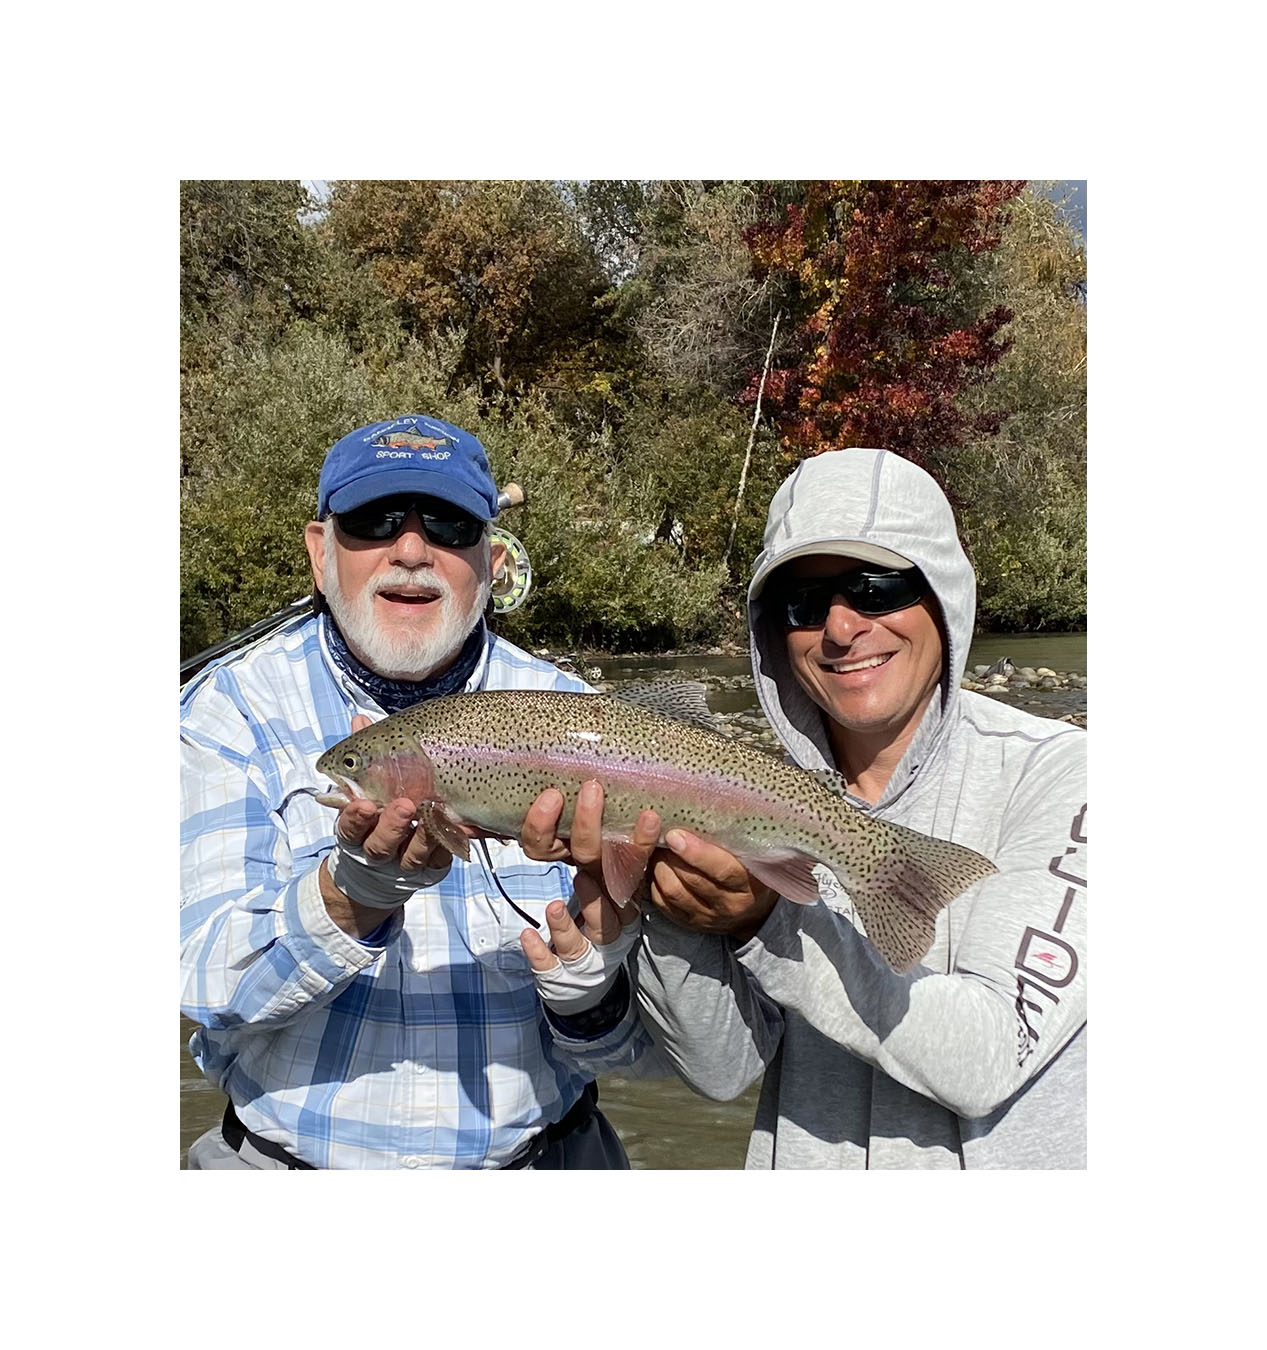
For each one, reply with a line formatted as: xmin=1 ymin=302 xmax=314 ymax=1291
xmin=290 ymin=865 xmax=402 ymax=977
xmin=545 ymin=968 xmax=633 ymax=1041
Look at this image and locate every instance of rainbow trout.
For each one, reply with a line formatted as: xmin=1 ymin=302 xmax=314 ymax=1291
xmin=315 ymin=687 xmax=997 ymax=972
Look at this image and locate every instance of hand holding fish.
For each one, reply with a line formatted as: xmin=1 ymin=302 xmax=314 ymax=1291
xmin=518 ymin=780 xmax=655 ymax=1011
xmin=519 ymin=780 xmax=778 ymax=944
xmin=647 ymin=831 xmax=780 ymax=943
xmin=318 ymin=716 xmax=464 ymax=938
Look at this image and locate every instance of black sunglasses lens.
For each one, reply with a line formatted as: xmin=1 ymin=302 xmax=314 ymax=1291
xmin=784 ymin=587 xmax=830 ymax=628
xmin=421 ymin=515 xmax=482 ymax=548
xmin=850 ymin=571 xmax=924 ymax=614
xmin=337 ymin=503 xmax=404 ymax=540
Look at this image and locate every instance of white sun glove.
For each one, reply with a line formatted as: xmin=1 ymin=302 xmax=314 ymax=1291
xmin=326 ymin=837 xmax=453 ymax=911
xmin=532 ymin=918 xmax=642 ymax=1013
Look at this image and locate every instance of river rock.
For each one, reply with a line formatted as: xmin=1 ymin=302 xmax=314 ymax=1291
xmin=972 ymin=665 xmax=991 ymax=677
xmin=987 ymin=673 xmax=1009 ymax=686
xmin=1036 ymin=667 xmax=1057 ymax=679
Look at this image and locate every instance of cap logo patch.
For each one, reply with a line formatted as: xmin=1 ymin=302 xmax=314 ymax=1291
xmin=371 ymin=431 xmax=453 ymax=461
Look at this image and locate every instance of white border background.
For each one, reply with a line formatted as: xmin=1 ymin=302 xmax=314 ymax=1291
xmin=7 ymin=1 xmax=1253 ymax=1342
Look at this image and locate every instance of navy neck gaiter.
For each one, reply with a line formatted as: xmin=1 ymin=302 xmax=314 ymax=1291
xmin=324 ymin=614 xmax=487 ymax=713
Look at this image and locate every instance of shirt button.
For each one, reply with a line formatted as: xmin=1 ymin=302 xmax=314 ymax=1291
xmin=414 ymin=1063 xmax=427 ymax=1073
xmin=331 ymin=954 xmax=347 ymax=969
xmin=402 ymin=1156 xmax=422 ymax=1168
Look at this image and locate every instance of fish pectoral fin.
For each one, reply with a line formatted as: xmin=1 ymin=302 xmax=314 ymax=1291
xmin=417 ymin=803 xmax=472 ymax=862
xmin=600 ymin=840 xmax=652 ymax=908
xmin=745 ymin=853 xmax=824 ymax=907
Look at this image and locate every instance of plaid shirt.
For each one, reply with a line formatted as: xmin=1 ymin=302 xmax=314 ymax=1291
xmin=180 ymin=614 xmax=654 ymax=1169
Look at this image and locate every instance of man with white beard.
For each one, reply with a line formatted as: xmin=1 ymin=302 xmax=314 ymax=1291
xmin=180 ymin=415 xmax=654 ymax=1169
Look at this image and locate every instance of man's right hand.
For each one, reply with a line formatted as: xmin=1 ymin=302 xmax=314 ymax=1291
xmin=319 ymin=715 xmax=455 ymax=938
xmin=320 ymin=796 xmax=456 ymax=938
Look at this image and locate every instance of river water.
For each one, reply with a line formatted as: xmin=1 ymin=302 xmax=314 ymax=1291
xmin=179 ymin=632 xmax=1085 ymax=1169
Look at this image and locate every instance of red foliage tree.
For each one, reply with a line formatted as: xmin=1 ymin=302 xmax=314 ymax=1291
xmin=743 ymin=180 xmax=1025 ymax=466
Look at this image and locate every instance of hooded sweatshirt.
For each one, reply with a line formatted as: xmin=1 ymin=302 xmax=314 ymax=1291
xmin=634 ymin=449 xmax=1086 ymax=1168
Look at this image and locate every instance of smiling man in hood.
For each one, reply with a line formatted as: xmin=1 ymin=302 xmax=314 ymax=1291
xmin=631 ymin=448 xmax=1087 ymax=1169
xmin=180 ymin=415 xmax=654 ymax=1170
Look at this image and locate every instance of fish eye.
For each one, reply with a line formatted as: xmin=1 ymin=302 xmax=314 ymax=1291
xmin=342 ymin=754 xmax=359 ymax=770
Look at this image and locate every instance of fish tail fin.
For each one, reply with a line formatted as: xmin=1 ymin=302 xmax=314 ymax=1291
xmin=831 ymin=822 xmax=998 ymax=973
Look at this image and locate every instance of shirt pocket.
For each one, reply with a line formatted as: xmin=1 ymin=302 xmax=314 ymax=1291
xmin=463 ymin=840 xmax=575 ymax=976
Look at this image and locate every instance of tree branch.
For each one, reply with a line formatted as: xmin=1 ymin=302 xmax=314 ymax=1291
xmin=723 ymin=309 xmax=781 ymax=570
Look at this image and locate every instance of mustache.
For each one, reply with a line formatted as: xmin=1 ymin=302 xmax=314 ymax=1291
xmin=366 ymin=568 xmax=454 ymax=600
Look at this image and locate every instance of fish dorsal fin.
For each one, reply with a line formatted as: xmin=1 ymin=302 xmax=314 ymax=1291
xmin=613 ymin=679 xmax=720 ymax=732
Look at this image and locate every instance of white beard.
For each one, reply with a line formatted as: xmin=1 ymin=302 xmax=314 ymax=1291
xmin=322 ymin=520 xmax=491 ymax=681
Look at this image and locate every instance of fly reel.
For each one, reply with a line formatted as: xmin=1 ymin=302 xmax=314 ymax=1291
xmin=490 ymin=482 xmax=533 ymax=614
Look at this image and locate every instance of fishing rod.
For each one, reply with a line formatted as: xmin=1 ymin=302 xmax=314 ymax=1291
xmin=180 ymin=483 xmax=533 ymax=683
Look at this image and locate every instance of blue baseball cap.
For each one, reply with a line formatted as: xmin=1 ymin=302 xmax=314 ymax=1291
xmin=317 ymin=415 xmax=500 ymax=522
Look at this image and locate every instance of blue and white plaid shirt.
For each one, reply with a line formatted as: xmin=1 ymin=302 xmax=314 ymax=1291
xmin=180 ymin=613 xmax=654 ymax=1168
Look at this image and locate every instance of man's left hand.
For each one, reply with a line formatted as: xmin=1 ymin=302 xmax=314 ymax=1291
xmin=518 ymin=781 xmax=657 ymax=1010
xmin=647 ymin=830 xmax=780 ymax=943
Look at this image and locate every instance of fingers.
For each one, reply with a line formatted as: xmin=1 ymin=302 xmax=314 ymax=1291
xmin=520 ymin=926 xmax=556 ymax=971
xmin=520 ymin=789 xmax=571 ymax=862
xmin=663 ymin=829 xmax=750 ymax=889
xmin=351 ymin=714 xmax=373 ymax=733
xmin=338 ymin=798 xmax=446 ymax=873
xmin=357 ymin=799 xmax=422 ymax=864
xmin=519 ymin=900 xmax=590 ymax=972
xmin=568 ymin=781 xmax=604 ymax=866
xmin=645 ymin=830 xmax=777 ymax=936
xmin=576 ymin=808 xmax=659 ymax=941
xmin=399 ymin=823 xmax=451 ymax=872
xmin=572 ymin=871 xmax=624 ymax=947
xmin=634 ymin=809 xmax=662 ymax=849
xmin=335 ymin=798 xmax=381 ymax=846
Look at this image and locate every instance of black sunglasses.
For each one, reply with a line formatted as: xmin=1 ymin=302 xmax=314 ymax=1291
xmin=772 ymin=566 xmax=928 ymax=628
xmin=334 ymin=495 xmax=484 ymax=548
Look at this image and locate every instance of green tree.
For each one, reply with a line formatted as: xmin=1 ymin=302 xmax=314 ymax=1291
xmin=937 ymin=186 xmax=1087 ymax=630
xmin=180 ymin=180 xmax=327 ymax=348
xmin=327 ymin=180 xmax=609 ymax=397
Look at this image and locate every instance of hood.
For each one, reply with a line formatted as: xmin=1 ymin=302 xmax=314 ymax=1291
xmin=747 ymin=448 xmax=976 ymax=804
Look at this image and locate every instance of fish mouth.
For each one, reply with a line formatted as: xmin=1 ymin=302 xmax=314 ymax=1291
xmin=313 ymin=774 xmax=362 ymax=809
xmin=820 ymin=653 xmax=895 ymax=675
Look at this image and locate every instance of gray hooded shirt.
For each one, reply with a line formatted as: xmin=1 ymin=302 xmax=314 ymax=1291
xmin=634 ymin=449 xmax=1086 ymax=1168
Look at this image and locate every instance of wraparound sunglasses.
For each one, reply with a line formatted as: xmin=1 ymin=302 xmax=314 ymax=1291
xmin=772 ymin=566 xmax=929 ymax=628
xmin=334 ymin=495 xmax=484 ymax=548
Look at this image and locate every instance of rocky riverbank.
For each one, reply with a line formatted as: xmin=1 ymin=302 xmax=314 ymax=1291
xmin=962 ymin=660 xmax=1087 ymax=728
